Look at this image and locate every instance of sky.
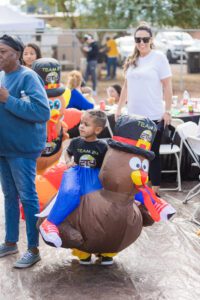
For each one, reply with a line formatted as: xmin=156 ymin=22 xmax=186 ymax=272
xmin=1 ymin=0 xmax=10 ymax=4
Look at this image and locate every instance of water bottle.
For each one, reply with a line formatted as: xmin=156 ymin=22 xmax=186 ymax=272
xmin=20 ymin=90 xmax=30 ymax=103
xmin=182 ymin=90 xmax=190 ymax=106
xmin=188 ymin=98 xmax=194 ymax=113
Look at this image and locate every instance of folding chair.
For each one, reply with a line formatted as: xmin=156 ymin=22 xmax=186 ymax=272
xmin=176 ymin=121 xmax=200 ymax=203
xmin=160 ymin=118 xmax=184 ymax=191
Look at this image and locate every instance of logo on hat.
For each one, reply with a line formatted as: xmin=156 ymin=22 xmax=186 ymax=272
xmin=32 ymin=58 xmax=65 ymax=97
xmin=46 ymin=71 xmax=59 ymax=84
xmin=108 ymin=115 xmax=157 ymax=161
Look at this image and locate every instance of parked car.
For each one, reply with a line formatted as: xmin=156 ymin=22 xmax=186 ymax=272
xmin=115 ymin=35 xmax=134 ymax=65
xmin=154 ymin=31 xmax=195 ymax=63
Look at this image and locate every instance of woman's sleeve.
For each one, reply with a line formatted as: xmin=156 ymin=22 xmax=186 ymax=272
xmin=157 ymin=52 xmax=172 ymax=80
xmin=5 ymin=72 xmax=50 ymax=123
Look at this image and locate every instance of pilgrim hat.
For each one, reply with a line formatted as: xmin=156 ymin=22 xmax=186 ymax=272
xmin=108 ymin=114 xmax=157 ymax=160
xmin=32 ymin=58 xmax=65 ymax=97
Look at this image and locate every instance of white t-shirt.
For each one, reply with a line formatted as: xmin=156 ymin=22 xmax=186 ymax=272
xmin=126 ymin=50 xmax=172 ymax=120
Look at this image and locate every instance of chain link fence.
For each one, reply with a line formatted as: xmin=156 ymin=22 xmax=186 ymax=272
xmin=1 ymin=28 xmax=200 ymax=93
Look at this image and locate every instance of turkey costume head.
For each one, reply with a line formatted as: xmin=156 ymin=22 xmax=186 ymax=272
xmin=32 ymin=58 xmax=70 ymax=174
xmin=100 ymin=114 xmax=157 ymax=193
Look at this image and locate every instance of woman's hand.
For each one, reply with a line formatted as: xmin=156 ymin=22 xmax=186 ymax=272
xmin=163 ymin=111 xmax=171 ymax=127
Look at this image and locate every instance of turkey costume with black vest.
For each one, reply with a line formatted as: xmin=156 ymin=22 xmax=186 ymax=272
xmin=37 ymin=115 xmax=157 ymax=253
xmin=32 ymin=58 xmax=70 ymax=174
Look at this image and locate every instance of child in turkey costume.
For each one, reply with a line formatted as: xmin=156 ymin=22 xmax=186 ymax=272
xmin=40 ymin=109 xmax=109 ymax=265
xmin=37 ymin=115 xmax=176 ymax=265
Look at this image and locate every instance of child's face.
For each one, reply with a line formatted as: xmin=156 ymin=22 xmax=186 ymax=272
xmin=23 ymin=46 xmax=37 ymax=68
xmin=107 ymin=87 xmax=119 ymax=103
xmin=79 ymin=113 xmax=102 ymax=141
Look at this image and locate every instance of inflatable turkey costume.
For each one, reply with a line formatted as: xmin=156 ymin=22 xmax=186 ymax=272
xmin=38 ymin=115 xmax=175 ymax=253
xmin=32 ymin=58 xmax=71 ymax=174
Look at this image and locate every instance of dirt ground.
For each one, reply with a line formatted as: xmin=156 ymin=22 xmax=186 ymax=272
xmin=61 ymin=63 xmax=200 ymax=103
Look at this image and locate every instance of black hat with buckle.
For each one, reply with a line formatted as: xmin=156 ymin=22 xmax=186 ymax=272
xmin=32 ymin=58 xmax=65 ymax=97
xmin=108 ymin=114 xmax=157 ymax=160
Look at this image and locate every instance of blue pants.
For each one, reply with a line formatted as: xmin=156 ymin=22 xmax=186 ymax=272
xmin=0 ymin=157 xmax=39 ymax=249
xmin=84 ymin=60 xmax=97 ymax=91
xmin=107 ymin=57 xmax=117 ymax=78
xmin=48 ymin=166 xmax=102 ymax=226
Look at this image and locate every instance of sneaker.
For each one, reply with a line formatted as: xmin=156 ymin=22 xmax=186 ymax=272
xmin=155 ymin=199 xmax=176 ymax=221
xmin=39 ymin=219 xmax=62 ymax=248
xmin=14 ymin=250 xmax=41 ymax=269
xmin=79 ymin=255 xmax=92 ymax=265
xmin=100 ymin=256 xmax=113 ymax=266
xmin=0 ymin=243 xmax=18 ymax=258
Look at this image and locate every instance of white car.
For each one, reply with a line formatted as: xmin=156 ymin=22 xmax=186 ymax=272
xmin=115 ymin=35 xmax=135 ymax=65
xmin=154 ymin=31 xmax=194 ymax=63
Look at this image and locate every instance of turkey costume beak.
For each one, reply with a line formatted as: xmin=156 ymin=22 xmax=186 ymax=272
xmin=131 ymin=170 xmax=148 ymax=186
xmin=50 ymin=109 xmax=60 ymax=123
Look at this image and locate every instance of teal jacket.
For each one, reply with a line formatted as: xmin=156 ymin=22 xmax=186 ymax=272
xmin=0 ymin=66 xmax=50 ymax=159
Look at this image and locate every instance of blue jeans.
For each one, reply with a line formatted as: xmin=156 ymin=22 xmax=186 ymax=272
xmin=84 ymin=60 xmax=97 ymax=91
xmin=107 ymin=57 xmax=117 ymax=78
xmin=0 ymin=157 xmax=39 ymax=249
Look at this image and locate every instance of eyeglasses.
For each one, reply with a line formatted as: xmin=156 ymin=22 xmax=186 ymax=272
xmin=135 ymin=37 xmax=151 ymax=44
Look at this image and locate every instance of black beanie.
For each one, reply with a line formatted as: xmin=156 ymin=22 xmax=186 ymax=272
xmin=0 ymin=34 xmax=24 ymax=63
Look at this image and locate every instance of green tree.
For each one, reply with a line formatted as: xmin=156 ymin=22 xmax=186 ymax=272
xmin=14 ymin=0 xmax=200 ymax=29
xmin=170 ymin=0 xmax=200 ymax=28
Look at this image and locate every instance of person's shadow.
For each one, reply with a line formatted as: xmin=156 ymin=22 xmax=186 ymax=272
xmin=30 ymin=257 xmax=140 ymax=300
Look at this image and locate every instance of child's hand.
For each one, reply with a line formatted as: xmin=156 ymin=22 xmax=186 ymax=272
xmin=66 ymin=161 xmax=77 ymax=168
xmin=66 ymin=156 xmax=76 ymax=168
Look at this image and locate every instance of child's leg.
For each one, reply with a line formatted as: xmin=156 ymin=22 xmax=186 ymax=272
xmin=47 ymin=167 xmax=81 ymax=226
xmin=100 ymin=252 xmax=117 ymax=257
xmin=99 ymin=252 xmax=117 ymax=265
xmin=72 ymin=248 xmax=92 ymax=265
xmin=72 ymin=248 xmax=91 ymax=260
xmin=39 ymin=167 xmax=81 ymax=247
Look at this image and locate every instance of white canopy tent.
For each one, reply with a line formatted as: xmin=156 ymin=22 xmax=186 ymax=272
xmin=0 ymin=5 xmax=45 ymax=33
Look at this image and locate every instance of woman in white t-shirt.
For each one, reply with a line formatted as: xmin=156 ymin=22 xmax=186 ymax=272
xmin=115 ymin=23 xmax=172 ymax=196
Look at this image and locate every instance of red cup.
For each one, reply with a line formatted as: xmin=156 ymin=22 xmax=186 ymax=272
xmin=100 ymin=100 xmax=105 ymax=111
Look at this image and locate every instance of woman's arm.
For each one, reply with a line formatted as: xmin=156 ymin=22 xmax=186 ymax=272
xmin=115 ymin=79 xmax=127 ymax=120
xmin=161 ymin=76 xmax=172 ymax=127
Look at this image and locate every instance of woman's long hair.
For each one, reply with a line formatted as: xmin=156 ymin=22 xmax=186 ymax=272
xmin=123 ymin=23 xmax=154 ymax=72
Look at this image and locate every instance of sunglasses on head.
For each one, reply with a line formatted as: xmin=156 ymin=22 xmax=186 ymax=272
xmin=135 ymin=37 xmax=151 ymax=43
